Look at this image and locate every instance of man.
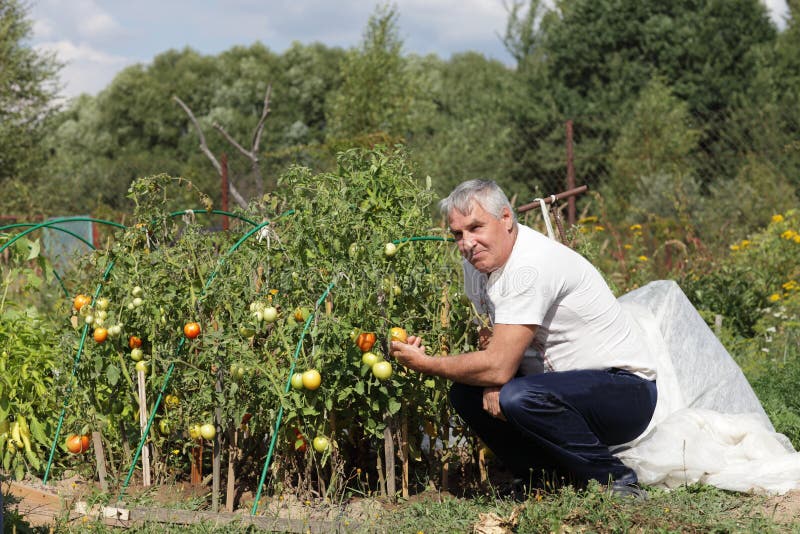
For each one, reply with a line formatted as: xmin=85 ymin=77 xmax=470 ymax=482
xmin=390 ymin=179 xmax=657 ymax=498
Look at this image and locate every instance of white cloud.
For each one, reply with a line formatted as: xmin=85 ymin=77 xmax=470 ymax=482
xmin=81 ymin=12 xmax=121 ymax=38
xmin=34 ymin=40 xmax=133 ymax=99
xmin=32 ymin=18 xmax=55 ymax=39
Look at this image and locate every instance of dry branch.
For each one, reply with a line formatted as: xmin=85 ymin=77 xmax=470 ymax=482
xmin=172 ymin=95 xmax=248 ymax=208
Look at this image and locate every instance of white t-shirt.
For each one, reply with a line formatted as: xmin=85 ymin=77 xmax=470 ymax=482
xmin=463 ymin=224 xmax=656 ymax=380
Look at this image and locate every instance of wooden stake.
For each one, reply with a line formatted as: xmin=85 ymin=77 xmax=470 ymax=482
xmin=400 ymin=413 xmax=409 ymax=498
xmin=212 ymin=374 xmax=222 ymax=513
xmin=225 ymin=425 xmax=237 ymax=512
xmin=191 ymin=440 xmax=202 ymax=485
xmin=91 ymin=431 xmax=108 ymax=492
xmin=136 ymin=370 xmax=151 ymax=487
xmin=383 ymin=414 xmax=395 ymax=500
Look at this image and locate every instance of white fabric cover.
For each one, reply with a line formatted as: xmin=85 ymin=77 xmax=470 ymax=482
xmin=613 ymin=280 xmax=800 ymax=493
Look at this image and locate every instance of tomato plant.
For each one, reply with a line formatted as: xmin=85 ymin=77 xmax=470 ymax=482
xmin=51 ymin=150 xmax=477 ymax=499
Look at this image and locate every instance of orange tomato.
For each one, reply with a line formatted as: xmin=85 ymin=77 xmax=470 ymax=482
xmin=129 ymin=335 xmax=143 ymax=349
xmin=389 ymin=327 xmax=408 ymax=344
xmin=66 ymin=434 xmax=90 ymax=454
xmin=356 ymin=332 xmax=376 ymax=352
xmin=73 ymin=294 xmax=92 ymax=312
xmin=184 ymin=322 xmax=201 ymax=339
xmin=93 ymin=327 xmax=108 ymax=344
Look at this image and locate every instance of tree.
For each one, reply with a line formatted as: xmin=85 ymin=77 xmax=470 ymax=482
xmin=325 ymin=4 xmax=424 ymax=141
xmin=0 ymin=0 xmax=60 ymax=183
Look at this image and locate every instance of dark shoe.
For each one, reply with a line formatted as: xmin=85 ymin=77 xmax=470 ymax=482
xmin=494 ymin=477 xmax=530 ymax=501
xmin=608 ymin=481 xmax=648 ymax=501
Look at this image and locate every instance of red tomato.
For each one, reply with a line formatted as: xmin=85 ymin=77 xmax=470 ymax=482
xmin=356 ymin=332 xmax=376 ymax=352
xmin=184 ymin=322 xmax=201 ymax=339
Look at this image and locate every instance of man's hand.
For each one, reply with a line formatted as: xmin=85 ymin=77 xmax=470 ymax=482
xmin=390 ymin=335 xmax=428 ymax=372
xmin=478 ymin=326 xmax=492 ymax=350
xmin=482 ymin=386 xmax=506 ymax=420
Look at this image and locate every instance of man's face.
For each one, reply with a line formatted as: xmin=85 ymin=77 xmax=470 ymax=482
xmin=448 ymin=201 xmax=515 ymax=273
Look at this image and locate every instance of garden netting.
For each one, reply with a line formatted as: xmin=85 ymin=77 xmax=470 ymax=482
xmin=614 ymin=280 xmax=800 ymax=494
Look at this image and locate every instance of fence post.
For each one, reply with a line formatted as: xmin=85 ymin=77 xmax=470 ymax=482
xmin=566 ymin=120 xmax=576 ymax=226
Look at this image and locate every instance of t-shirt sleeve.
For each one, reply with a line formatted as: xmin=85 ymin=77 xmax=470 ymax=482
xmin=491 ymin=261 xmax=558 ymax=325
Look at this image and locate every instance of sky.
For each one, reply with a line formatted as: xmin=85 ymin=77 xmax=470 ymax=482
xmin=28 ymin=0 xmax=791 ymax=101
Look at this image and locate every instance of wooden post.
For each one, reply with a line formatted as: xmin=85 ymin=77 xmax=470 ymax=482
xmin=137 ymin=370 xmax=151 ymax=487
xmin=225 ymin=425 xmax=237 ymax=512
xmin=212 ymin=374 xmax=222 ymax=513
xmin=191 ymin=441 xmax=203 ymax=485
xmin=400 ymin=413 xmax=409 ymax=498
xmin=383 ymin=415 xmax=395 ymax=500
xmin=91 ymin=431 xmax=108 ymax=491
xmin=566 ymin=120 xmax=576 ymax=226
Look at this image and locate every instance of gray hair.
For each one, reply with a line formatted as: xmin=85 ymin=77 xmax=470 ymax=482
xmin=439 ymin=179 xmax=517 ymax=223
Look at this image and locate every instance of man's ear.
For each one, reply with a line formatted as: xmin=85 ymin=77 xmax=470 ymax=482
xmin=502 ymin=207 xmax=514 ymax=231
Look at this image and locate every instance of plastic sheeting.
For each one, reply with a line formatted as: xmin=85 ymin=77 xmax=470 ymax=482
xmin=613 ymin=280 xmax=800 ymax=493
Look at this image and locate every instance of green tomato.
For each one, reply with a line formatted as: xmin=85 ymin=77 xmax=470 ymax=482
xmin=312 ymin=436 xmax=330 ymax=453
xmin=290 ymin=372 xmax=304 ymax=390
xmin=361 ymin=351 xmax=382 ymax=367
xmin=130 ymin=348 xmax=144 ymax=362
xmin=135 ymin=360 xmax=148 ymax=373
xmin=159 ymin=419 xmax=171 ymax=435
xmin=96 ymin=297 xmax=110 ymax=310
xmin=199 ymin=423 xmax=216 ymax=440
xmin=262 ymin=306 xmax=278 ymax=323
xmin=384 ymin=242 xmax=397 ymax=257
xmin=372 ymin=361 xmax=393 ymax=380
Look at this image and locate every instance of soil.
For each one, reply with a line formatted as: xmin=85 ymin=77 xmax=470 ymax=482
xmin=4 ymin=476 xmax=800 ymax=530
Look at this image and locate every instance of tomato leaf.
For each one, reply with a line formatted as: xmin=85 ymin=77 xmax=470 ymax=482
xmin=106 ymin=364 xmax=120 ymax=386
xmin=387 ymin=399 xmax=401 ymax=415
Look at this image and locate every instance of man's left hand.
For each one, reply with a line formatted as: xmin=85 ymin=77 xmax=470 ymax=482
xmin=482 ymin=386 xmax=506 ymax=420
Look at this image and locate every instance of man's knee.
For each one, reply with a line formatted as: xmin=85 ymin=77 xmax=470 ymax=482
xmin=449 ymin=382 xmax=484 ymax=419
xmin=499 ymin=378 xmax=562 ymax=420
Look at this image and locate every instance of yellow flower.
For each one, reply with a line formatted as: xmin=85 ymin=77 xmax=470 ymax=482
xmin=772 ymin=214 xmax=784 ymax=223
xmin=782 ymin=281 xmax=798 ymax=291
xmin=579 ymin=216 xmax=598 ymax=224
xmin=794 ymin=235 xmax=800 ymax=244
xmin=730 ymin=244 xmax=740 ymax=251
xmin=781 ymin=230 xmax=797 ymax=240
xmin=623 ymin=244 xmax=632 ymax=250
xmin=594 ymin=225 xmax=605 ymax=232
xmin=269 ymin=289 xmax=279 ymax=295
xmin=769 ymin=293 xmax=782 ymax=302
xmin=629 ymin=224 xmax=642 ymax=231
xmin=637 ymin=255 xmax=648 ymax=262
xmin=740 ymin=240 xmax=751 ymax=248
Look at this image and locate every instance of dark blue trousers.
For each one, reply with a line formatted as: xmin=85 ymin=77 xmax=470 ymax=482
xmin=450 ymin=368 xmax=657 ymax=487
